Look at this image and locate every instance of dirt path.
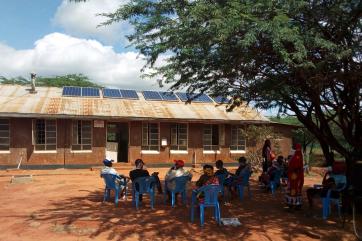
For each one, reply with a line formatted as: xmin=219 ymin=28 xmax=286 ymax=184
xmin=0 ymin=168 xmax=357 ymax=241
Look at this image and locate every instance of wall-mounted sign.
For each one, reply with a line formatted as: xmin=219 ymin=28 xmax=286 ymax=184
xmin=161 ymin=138 xmax=168 ymax=147
xmin=94 ymin=120 xmax=104 ymax=128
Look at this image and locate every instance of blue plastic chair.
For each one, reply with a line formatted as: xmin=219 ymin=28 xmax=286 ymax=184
xmin=236 ymin=171 xmax=252 ymax=201
xmin=101 ymin=174 xmax=128 ymax=207
xmin=164 ymin=175 xmax=190 ymax=207
xmin=132 ymin=176 xmax=156 ymax=209
xmin=216 ymin=174 xmax=227 ymax=197
xmin=190 ymin=185 xmax=221 ymax=226
xmin=269 ymin=169 xmax=282 ymax=196
xmin=322 ymin=178 xmax=346 ymax=220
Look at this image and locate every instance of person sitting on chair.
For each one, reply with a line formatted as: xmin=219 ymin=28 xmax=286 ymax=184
xmin=129 ymin=159 xmax=163 ymax=196
xmin=165 ymin=160 xmax=192 ymax=201
xmin=307 ymin=164 xmax=346 ymax=208
xmin=196 ymin=164 xmax=219 ymax=188
xmin=101 ymin=159 xmax=128 ymax=199
xmin=259 ymin=160 xmax=281 ymax=187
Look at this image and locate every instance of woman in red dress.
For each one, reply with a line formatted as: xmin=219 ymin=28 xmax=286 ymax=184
xmin=285 ymin=143 xmax=304 ymax=209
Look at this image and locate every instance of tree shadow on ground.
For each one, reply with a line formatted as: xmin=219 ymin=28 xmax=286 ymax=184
xmin=31 ymin=178 xmax=355 ymax=241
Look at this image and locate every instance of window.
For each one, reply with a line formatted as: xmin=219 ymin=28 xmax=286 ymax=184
xmin=0 ymin=119 xmax=10 ymax=151
xmin=33 ymin=119 xmax=56 ymax=151
xmin=203 ymin=124 xmax=219 ymax=150
xmin=72 ymin=120 xmax=92 ymax=150
xmin=170 ymin=123 xmax=188 ymax=151
xmin=230 ymin=125 xmax=246 ymax=151
xmin=142 ymin=123 xmax=159 ymax=151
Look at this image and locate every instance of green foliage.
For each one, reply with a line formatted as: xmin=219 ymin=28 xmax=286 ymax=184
xmin=0 ymin=74 xmax=101 ymax=88
xmin=100 ymin=0 xmax=361 ymax=165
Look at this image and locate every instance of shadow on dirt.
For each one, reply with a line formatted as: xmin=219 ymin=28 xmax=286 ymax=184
xmin=31 ymin=179 xmax=353 ymax=241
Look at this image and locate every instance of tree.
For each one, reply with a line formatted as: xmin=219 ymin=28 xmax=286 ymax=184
xmin=79 ymin=0 xmax=361 ymax=180
xmin=0 ymin=74 xmax=101 ymax=88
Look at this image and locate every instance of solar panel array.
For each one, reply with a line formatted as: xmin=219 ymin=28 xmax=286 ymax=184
xmin=102 ymin=88 xmax=139 ymax=99
xmin=82 ymin=87 xmax=100 ymax=97
xmin=103 ymin=88 xmax=122 ymax=98
xmin=62 ymin=87 xmax=224 ymax=103
xmin=142 ymin=91 xmax=179 ymax=101
xmin=62 ymin=86 xmax=81 ymax=97
xmin=175 ymin=92 xmax=213 ymax=103
xmin=142 ymin=91 xmax=162 ymax=100
xmin=159 ymin=92 xmax=178 ymax=101
xmin=63 ymin=86 xmax=100 ymax=97
xmin=120 ymin=89 xmax=139 ymax=99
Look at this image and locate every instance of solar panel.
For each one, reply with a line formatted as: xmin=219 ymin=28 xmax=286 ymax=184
xmin=175 ymin=92 xmax=213 ymax=103
xmin=103 ymin=88 xmax=122 ymax=98
xmin=159 ymin=91 xmax=178 ymax=101
xmin=119 ymin=89 xmax=139 ymax=99
xmin=82 ymin=87 xmax=100 ymax=97
xmin=62 ymin=86 xmax=81 ymax=96
xmin=212 ymin=96 xmax=229 ymax=104
xmin=142 ymin=91 xmax=162 ymax=100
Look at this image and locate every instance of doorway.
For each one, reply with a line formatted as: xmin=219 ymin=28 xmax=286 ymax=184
xmin=106 ymin=122 xmax=129 ymax=163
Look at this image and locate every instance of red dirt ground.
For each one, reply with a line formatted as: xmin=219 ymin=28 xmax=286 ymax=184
xmin=0 ymin=167 xmax=357 ymax=241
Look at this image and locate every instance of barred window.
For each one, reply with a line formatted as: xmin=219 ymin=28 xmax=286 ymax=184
xmin=230 ymin=125 xmax=246 ymax=151
xmin=33 ymin=119 xmax=56 ymax=151
xmin=72 ymin=120 xmax=92 ymax=150
xmin=0 ymin=119 xmax=10 ymax=151
xmin=142 ymin=123 xmax=159 ymax=151
xmin=170 ymin=123 xmax=188 ymax=151
xmin=203 ymin=124 xmax=219 ymax=151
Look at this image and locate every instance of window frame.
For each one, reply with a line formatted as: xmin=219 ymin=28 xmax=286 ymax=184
xmin=141 ymin=122 xmax=160 ymax=152
xmin=0 ymin=119 xmax=10 ymax=152
xmin=33 ymin=119 xmax=57 ymax=152
xmin=230 ymin=125 xmax=246 ymax=153
xmin=203 ymin=124 xmax=220 ymax=151
xmin=170 ymin=123 xmax=188 ymax=152
xmin=71 ymin=120 xmax=93 ymax=151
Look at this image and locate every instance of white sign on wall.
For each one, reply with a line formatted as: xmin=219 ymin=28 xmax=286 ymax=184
xmin=94 ymin=120 xmax=104 ymax=128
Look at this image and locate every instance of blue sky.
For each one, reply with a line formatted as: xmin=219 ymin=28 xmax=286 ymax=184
xmin=0 ymin=1 xmax=62 ymax=49
xmin=0 ymin=0 xmax=155 ymax=90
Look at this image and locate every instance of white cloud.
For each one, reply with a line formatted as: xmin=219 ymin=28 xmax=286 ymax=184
xmin=0 ymin=33 xmax=163 ymax=90
xmin=53 ymin=0 xmax=131 ymax=45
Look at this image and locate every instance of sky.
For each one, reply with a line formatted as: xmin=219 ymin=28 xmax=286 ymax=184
xmin=0 ymin=0 xmax=276 ymax=115
xmin=0 ymin=0 xmax=163 ymax=90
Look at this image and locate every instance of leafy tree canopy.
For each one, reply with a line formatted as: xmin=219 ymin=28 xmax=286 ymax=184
xmin=0 ymin=74 xmax=101 ymax=88
xmin=96 ymin=0 xmax=361 ymax=169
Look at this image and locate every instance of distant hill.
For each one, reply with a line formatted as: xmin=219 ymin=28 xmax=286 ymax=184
xmin=0 ymin=74 xmax=102 ymax=88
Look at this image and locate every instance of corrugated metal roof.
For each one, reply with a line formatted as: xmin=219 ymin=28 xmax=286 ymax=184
xmin=0 ymin=85 xmax=269 ymax=123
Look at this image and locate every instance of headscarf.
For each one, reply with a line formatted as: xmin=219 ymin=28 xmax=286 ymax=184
xmin=174 ymin=160 xmax=184 ymax=168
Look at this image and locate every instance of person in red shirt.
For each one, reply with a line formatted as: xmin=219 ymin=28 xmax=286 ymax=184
xmin=285 ymin=143 xmax=304 ymax=209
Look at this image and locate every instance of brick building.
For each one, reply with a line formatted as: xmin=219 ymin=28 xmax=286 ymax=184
xmin=0 ymin=85 xmax=294 ymax=168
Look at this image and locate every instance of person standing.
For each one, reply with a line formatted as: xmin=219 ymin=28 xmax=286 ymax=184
xmin=262 ymin=139 xmax=274 ymax=172
xmin=285 ymin=143 xmax=304 ymax=209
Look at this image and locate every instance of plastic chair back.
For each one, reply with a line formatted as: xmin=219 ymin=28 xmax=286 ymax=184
xmin=102 ymin=174 xmax=118 ymax=189
xmin=132 ymin=176 xmax=156 ymax=209
xmin=190 ymin=184 xmax=221 ymax=226
xmin=164 ymin=175 xmax=190 ymax=207
xmin=173 ymin=176 xmax=191 ymax=193
xmin=133 ymin=176 xmax=156 ymax=194
xmin=198 ymin=184 xmax=221 ymax=206
xmin=101 ymin=174 xmax=121 ymax=206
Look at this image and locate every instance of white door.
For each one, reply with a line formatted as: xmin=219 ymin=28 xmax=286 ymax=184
xmin=106 ymin=142 xmax=118 ymax=162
